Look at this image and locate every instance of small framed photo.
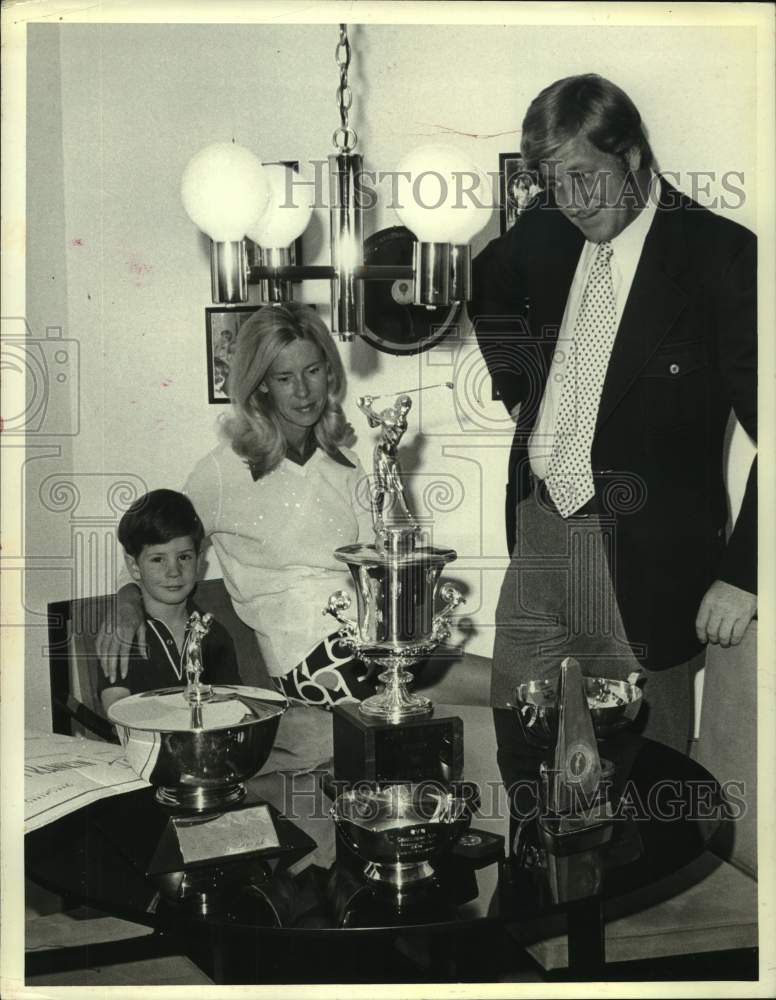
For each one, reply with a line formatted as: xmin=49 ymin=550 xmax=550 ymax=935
xmin=499 ymin=152 xmax=541 ymax=234
xmin=206 ymin=306 xmax=256 ymax=404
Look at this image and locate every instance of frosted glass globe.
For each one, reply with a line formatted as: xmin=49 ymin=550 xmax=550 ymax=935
xmin=245 ymin=163 xmax=314 ymax=249
xmin=181 ymin=142 xmax=269 ymax=243
xmin=394 ymin=145 xmax=492 ymax=243
xmin=442 ymin=166 xmax=493 ymax=243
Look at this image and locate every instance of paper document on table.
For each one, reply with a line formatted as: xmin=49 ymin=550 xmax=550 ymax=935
xmin=24 ymin=730 xmax=148 ymax=833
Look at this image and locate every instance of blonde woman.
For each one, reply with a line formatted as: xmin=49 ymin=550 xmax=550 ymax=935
xmin=98 ymin=304 xmax=376 ymax=707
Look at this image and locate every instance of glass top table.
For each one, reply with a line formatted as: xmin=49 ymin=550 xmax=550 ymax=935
xmin=25 ymin=704 xmax=724 ymax=984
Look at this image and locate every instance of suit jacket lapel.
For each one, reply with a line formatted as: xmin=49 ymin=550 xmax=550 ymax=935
xmin=596 ymin=180 xmax=690 ymax=431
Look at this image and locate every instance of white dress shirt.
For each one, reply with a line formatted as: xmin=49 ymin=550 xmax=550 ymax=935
xmin=529 ymin=174 xmax=661 ymax=479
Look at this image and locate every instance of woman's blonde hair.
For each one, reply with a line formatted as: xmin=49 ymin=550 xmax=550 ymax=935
xmin=221 ymin=303 xmax=350 ymax=474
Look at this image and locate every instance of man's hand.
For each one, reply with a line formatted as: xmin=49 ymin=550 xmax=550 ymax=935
xmin=95 ymin=584 xmax=146 ymax=683
xmin=695 ymin=579 xmax=757 ymax=648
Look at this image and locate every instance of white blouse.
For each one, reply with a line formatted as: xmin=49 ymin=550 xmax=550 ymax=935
xmin=184 ymin=441 xmax=374 ymax=677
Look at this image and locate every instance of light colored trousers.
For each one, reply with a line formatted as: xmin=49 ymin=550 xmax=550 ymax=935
xmin=491 ymin=489 xmax=700 ymax=754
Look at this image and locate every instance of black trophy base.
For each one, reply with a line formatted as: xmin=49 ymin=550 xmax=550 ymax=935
xmin=332 ymin=701 xmax=463 ymax=786
xmin=537 ymin=812 xmax=615 ymax=855
xmin=92 ymin=786 xmax=315 ymax=876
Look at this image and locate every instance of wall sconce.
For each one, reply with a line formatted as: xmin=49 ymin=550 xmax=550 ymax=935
xmin=180 ymin=25 xmax=491 ymax=342
xmin=394 ymin=145 xmax=487 ymax=306
xmin=180 ymin=142 xmax=268 ymax=305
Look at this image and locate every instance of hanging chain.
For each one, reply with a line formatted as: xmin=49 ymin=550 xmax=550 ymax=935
xmin=335 ymin=24 xmax=351 ymax=131
xmin=333 ymin=23 xmax=358 ymax=153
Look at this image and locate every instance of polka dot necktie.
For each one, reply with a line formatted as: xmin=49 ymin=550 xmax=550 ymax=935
xmin=546 ymin=241 xmax=617 ymax=517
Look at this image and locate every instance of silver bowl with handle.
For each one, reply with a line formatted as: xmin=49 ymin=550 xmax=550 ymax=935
xmin=331 ymin=783 xmax=471 ymax=889
xmin=510 ymin=673 xmax=643 ymax=749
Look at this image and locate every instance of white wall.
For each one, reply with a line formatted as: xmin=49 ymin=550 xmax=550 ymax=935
xmin=24 ymin=21 xmax=758 ymax=729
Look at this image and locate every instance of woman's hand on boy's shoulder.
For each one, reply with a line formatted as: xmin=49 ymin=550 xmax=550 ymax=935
xmin=96 ymin=585 xmax=147 ymax=683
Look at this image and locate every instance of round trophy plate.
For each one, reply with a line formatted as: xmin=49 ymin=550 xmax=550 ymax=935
xmin=362 ymin=226 xmax=463 ymax=356
xmin=108 ymin=685 xmax=287 ymax=734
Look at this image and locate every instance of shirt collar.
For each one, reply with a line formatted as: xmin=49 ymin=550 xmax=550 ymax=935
xmin=247 ymin=440 xmax=355 ymax=481
xmin=142 ymin=595 xmax=200 ymax=623
xmin=608 ymin=172 xmax=660 ymax=262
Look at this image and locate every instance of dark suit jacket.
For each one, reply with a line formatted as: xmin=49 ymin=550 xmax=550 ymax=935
xmin=470 ymin=179 xmax=757 ymax=670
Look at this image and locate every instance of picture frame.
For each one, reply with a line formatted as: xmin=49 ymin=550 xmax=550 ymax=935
xmin=498 ymin=151 xmax=541 ymax=234
xmin=205 ymin=306 xmax=256 ymax=404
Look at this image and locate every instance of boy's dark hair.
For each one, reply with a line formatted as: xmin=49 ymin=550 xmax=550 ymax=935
xmin=118 ymin=489 xmax=204 ymax=558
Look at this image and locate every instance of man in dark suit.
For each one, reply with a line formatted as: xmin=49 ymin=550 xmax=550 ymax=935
xmin=470 ymin=74 xmax=756 ymax=753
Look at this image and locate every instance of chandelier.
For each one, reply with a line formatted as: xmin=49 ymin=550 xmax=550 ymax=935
xmin=180 ymin=25 xmax=490 ymax=342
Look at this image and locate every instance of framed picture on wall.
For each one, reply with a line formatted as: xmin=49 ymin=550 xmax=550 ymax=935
xmin=206 ymin=306 xmax=256 ymax=404
xmin=499 ymin=152 xmax=541 ymax=234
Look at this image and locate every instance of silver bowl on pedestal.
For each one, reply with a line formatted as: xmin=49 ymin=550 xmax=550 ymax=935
xmin=108 ymin=685 xmax=287 ymax=812
xmin=510 ymin=674 xmax=643 ymax=749
xmin=331 ymin=783 xmax=471 ymax=889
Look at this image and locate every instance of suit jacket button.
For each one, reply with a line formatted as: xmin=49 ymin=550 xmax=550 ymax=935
xmin=669 ymin=363 xmax=680 ymax=374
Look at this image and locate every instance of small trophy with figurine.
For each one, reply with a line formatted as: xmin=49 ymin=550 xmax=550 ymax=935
xmin=108 ymin=608 xmax=288 ymax=813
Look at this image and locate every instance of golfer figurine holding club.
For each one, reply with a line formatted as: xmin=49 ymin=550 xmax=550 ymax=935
xmin=357 ymin=393 xmax=416 ymax=537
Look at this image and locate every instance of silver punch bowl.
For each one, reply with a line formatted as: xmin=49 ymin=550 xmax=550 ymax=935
xmin=511 ymin=676 xmax=643 ymax=749
xmin=108 ymin=685 xmax=288 ymax=812
xmin=332 ymin=783 xmax=471 ymax=889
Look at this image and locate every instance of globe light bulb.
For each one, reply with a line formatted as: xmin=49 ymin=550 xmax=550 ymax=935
xmin=181 ymin=142 xmax=269 ymax=243
xmin=394 ymin=145 xmax=492 ymax=244
xmin=245 ymin=163 xmax=314 ymax=250
xmin=444 ymin=167 xmax=494 ymax=244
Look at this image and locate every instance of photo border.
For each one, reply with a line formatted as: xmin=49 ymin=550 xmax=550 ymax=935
xmin=205 ymin=305 xmax=256 ymax=404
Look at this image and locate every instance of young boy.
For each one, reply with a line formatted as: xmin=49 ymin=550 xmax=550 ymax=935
xmin=99 ymin=489 xmax=241 ymax=712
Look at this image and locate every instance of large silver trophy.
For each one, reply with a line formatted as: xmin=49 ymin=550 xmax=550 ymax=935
xmin=325 ymin=392 xmax=464 ymax=722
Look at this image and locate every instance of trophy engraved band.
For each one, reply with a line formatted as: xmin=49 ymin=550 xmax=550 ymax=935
xmin=325 ymin=392 xmax=464 ymax=723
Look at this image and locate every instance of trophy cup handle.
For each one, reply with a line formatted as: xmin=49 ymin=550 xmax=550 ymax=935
xmin=521 ymin=703 xmax=540 ymax=730
xmin=431 ymin=583 xmax=465 ymax=643
xmin=324 ymin=591 xmax=362 ymax=651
